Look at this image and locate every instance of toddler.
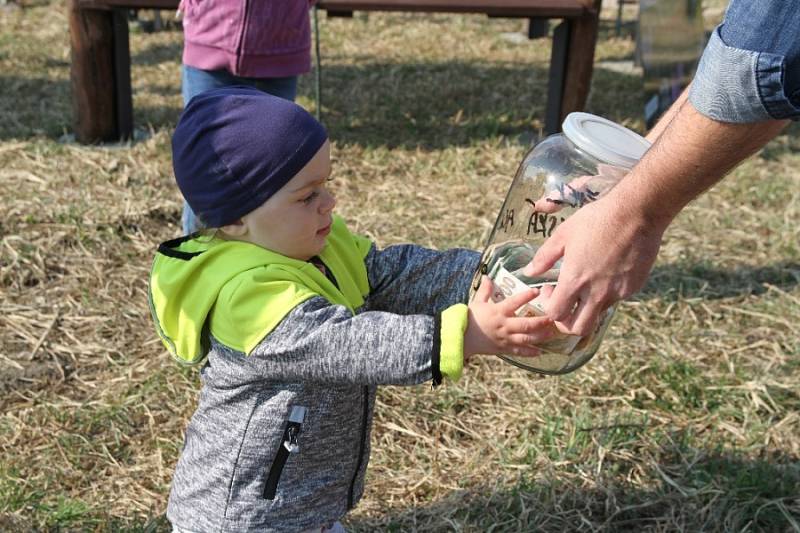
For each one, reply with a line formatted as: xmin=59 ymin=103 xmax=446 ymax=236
xmin=149 ymin=87 xmax=553 ymax=532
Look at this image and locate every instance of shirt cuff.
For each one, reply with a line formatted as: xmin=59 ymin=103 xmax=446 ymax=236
xmin=438 ymin=303 xmax=468 ymax=382
xmin=690 ymin=26 xmax=800 ymax=122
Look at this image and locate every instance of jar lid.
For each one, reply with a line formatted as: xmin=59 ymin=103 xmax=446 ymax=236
xmin=562 ymin=112 xmax=651 ymax=169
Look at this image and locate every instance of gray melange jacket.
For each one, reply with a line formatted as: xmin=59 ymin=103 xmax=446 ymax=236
xmin=164 ymin=242 xmax=480 ymax=532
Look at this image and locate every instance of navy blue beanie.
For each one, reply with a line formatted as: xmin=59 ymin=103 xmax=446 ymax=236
xmin=171 ymin=86 xmax=328 ymax=228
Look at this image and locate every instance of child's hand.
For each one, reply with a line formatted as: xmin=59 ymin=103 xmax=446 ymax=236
xmin=464 ymin=276 xmax=556 ymax=359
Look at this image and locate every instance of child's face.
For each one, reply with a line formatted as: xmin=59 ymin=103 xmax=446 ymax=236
xmin=224 ymin=140 xmax=336 ymax=260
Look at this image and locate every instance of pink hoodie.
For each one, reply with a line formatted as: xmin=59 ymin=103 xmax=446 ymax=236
xmin=180 ymin=0 xmax=315 ymax=78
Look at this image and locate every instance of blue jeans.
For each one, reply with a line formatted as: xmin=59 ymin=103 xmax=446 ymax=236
xmin=180 ymin=65 xmax=299 ymax=234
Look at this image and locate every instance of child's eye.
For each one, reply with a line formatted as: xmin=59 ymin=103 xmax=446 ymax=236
xmin=301 ymin=191 xmax=319 ymax=204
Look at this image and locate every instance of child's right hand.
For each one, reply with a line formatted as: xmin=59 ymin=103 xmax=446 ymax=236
xmin=463 ymin=276 xmax=556 ymax=359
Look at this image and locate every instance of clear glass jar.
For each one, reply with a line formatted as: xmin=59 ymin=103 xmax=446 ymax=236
xmin=471 ymin=113 xmax=651 ymax=375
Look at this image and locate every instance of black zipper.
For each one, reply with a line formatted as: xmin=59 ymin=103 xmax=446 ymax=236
xmin=310 ymin=255 xmax=339 ymax=290
xmin=263 ymin=406 xmax=306 ymax=500
xmin=348 ymin=386 xmax=369 ymax=509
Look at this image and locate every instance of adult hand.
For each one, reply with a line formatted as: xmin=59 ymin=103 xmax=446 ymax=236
xmin=523 ymin=196 xmax=665 ymax=336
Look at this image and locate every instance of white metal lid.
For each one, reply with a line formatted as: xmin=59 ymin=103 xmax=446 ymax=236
xmin=562 ymin=112 xmax=651 ymax=168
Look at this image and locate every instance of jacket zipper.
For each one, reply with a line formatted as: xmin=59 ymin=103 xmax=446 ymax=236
xmin=311 ymin=255 xmax=339 ymax=290
xmin=235 ymin=0 xmax=251 ymax=74
xmin=263 ymin=406 xmax=306 ymax=500
xmin=348 ymin=386 xmax=369 ymax=509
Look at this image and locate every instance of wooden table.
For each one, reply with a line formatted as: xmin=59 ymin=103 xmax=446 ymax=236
xmin=68 ymin=0 xmax=602 ymax=143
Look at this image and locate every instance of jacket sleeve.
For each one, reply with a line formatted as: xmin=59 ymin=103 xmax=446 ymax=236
xmin=689 ymin=0 xmax=800 ymax=122
xmin=218 ymin=296 xmax=468 ymax=386
xmin=362 ymin=244 xmax=481 ymax=316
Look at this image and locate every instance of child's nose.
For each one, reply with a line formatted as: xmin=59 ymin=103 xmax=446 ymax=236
xmin=319 ymin=190 xmax=336 ymax=213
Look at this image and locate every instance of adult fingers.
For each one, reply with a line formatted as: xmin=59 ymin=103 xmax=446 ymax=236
xmin=538 ymin=283 xmax=555 ymax=299
xmin=553 ymin=294 xmax=602 ymax=337
xmin=529 ymin=194 xmax=561 ymax=213
xmin=524 ymin=233 xmax=564 ymax=277
xmin=542 ymin=280 xmax=582 ymax=323
xmin=530 ymin=176 xmax=594 ymax=214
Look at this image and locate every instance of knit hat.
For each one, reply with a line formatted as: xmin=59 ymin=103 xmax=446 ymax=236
xmin=171 ymin=86 xmax=328 ymax=228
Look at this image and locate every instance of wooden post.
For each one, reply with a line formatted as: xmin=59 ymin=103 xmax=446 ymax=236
xmin=112 ymin=8 xmax=133 ymax=140
xmin=544 ymin=20 xmax=569 ymax=135
xmin=68 ymin=0 xmax=117 ymax=143
xmin=559 ymin=0 xmax=602 ymax=124
xmin=528 ymin=18 xmax=549 ymax=39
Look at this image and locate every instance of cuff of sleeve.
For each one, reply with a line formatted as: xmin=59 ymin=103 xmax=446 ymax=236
xmin=689 ymin=26 xmax=783 ymax=122
xmin=689 ymin=27 xmax=771 ymax=124
xmin=438 ymin=303 xmax=468 ymax=383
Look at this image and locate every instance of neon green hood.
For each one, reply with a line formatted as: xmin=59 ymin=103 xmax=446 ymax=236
xmin=148 ymin=216 xmax=372 ymax=364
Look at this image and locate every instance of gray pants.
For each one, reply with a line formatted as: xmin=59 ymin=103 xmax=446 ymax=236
xmin=173 ymin=521 xmax=345 ymax=533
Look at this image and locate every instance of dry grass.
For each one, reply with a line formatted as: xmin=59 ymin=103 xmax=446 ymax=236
xmin=1 ymin=1 xmax=799 ymax=532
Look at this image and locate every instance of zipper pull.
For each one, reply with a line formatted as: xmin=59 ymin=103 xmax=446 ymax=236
xmin=284 ymin=426 xmax=300 ymax=454
xmin=283 ymin=406 xmax=306 ymax=453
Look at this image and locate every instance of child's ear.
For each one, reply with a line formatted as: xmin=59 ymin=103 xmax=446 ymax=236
xmin=220 ymin=219 xmax=247 ymax=238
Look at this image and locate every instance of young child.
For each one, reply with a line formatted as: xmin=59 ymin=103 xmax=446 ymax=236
xmin=149 ymin=87 xmax=553 ymax=533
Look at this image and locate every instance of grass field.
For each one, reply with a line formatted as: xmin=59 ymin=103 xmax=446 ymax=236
xmin=1 ymin=1 xmax=799 ymax=531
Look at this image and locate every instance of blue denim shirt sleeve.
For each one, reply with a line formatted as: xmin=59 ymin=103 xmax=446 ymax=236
xmin=689 ymin=0 xmax=800 ymax=122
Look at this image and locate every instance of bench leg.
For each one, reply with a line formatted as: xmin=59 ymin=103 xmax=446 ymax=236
xmin=528 ymin=18 xmax=549 ymax=39
xmin=544 ymin=20 xmax=569 ymax=135
xmin=68 ymin=1 xmax=133 ymax=143
xmin=560 ymin=1 xmax=601 ymax=123
xmin=112 ymin=8 xmax=133 ymax=141
xmin=544 ymin=1 xmax=601 ymax=134
xmin=68 ymin=0 xmax=117 ymax=143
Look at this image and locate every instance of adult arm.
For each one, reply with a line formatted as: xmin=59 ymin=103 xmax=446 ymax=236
xmin=525 ymin=0 xmax=799 ymax=335
xmin=527 ymin=102 xmax=787 ymax=335
xmin=645 ymin=85 xmax=689 ymax=143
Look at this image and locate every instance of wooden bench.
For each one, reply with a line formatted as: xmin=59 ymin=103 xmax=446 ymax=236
xmin=68 ymin=0 xmax=602 ymax=143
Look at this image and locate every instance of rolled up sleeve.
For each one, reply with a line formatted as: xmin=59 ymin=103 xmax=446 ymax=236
xmin=689 ymin=1 xmax=800 ymax=122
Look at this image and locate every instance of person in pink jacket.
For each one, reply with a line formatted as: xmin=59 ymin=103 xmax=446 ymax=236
xmin=178 ymin=0 xmax=316 ymax=234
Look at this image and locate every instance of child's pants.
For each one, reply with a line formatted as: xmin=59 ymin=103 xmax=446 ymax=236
xmin=172 ymin=520 xmax=345 ymax=533
xmin=302 ymin=522 xmax=346 ymax=533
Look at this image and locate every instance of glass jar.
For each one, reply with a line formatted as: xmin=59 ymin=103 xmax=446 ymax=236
xmin=471 ymin=112 xmax=651 ymax=375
